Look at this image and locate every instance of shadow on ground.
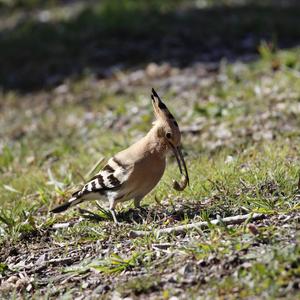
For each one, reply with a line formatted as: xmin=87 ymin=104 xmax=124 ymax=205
xmin=0 ymin=1 xmax=300 ymax=92
xmin=78 ymin=199 xmax=234 ymax=225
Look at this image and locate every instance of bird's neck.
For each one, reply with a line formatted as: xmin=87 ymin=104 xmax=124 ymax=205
xmin=143 ymin=125 xmax=169 ymax=156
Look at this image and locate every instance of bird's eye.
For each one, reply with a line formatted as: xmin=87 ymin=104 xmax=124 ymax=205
xmin=166 ymin=132 xmax=172 ymax=139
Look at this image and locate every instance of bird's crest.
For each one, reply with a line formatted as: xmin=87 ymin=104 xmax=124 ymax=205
xmin=151 ymin=88 xmax=189 ymax=191
xmin=151 ymin=88 xmax=179 ymax=129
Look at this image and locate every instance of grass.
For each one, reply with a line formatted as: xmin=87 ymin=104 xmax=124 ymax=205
xmin=0 ymin=0 xmax=300 ymax=299
xmin=0 ymin=48 xmax=299 ymax=297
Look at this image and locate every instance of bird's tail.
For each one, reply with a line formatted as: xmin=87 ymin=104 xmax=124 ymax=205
xmin=50 ymin=196 xmax=83 ymax=213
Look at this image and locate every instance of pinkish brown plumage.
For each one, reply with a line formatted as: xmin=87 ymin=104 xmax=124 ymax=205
xmin=51 ymin=88 xmax=189 ymax=223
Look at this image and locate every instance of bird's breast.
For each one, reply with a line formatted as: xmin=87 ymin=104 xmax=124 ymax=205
xmin=127 ymin=154 xmax=166 ymax=198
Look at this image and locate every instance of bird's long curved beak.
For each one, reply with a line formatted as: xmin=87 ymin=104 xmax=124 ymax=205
xmin=177 ymin=146 xmax=189 ymax=186
xmin=169 ymin=143 xmax=189 ymax=190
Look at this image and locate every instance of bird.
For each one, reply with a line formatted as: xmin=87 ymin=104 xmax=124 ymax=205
xmin=51 ymin=88 xmax=189 ymax=223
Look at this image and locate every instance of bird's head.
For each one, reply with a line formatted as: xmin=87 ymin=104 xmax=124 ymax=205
xmin=151 ymin=88 xmax=189 ymax=191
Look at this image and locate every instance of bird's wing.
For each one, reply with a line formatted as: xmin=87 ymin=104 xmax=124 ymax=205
xmin=50 ymin=156 xmax=134 ymax=213
xmin=73 ymin=156 xmax=133 ymax=198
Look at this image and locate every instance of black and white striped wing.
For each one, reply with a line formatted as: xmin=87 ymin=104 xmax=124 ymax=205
xmin=50 ymin=157 xmax=132 ymax=213
xmin=73 ymin=157 xmax=131 ymax=199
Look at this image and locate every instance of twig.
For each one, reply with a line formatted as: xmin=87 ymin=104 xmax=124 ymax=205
xmin=52 ymin=222 xmax=72 ymax=229
xmin=45 ymin=257 xmax=79 ymax=266
xmin=129 ymin=213 xmax=266 ymax=238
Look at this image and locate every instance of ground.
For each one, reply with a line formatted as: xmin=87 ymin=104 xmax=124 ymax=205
xmin=0 ymin=0 xmax=300 ymax=299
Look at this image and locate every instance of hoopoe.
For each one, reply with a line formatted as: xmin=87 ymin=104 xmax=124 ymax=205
xmin=51 ymin=88 xmax=189 ymax=223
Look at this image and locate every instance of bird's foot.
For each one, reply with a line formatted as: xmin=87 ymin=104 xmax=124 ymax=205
xmin=110 ymin=209 xmax=121 ymax=225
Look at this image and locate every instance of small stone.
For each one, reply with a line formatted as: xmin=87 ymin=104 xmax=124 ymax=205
xmin=248 ymin=223 xmax=259 ymax=235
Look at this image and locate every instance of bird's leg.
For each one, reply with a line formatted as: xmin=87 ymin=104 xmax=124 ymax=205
xmin=109 ymin=200 xmax=120 ymax=224
xmin=134 ymin=197 xmax=145 ymax=209
xmin=134 ymin=197 xmax=147 ymax=213
xmin=110 ymin=208 xmax=119 ymax=224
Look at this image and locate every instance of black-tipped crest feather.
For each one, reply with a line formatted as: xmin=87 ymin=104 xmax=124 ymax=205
xmin=151 ymin=88 xmax=163 ymax=104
